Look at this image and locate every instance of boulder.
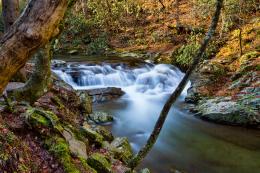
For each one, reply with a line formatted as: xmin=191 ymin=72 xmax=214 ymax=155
xmin=62 ymin=128 xmax=88 ymax=159
xmin=93 ymin=126 xmax=114 ymax=142
xmin=51 ymin=60 xmax=67 ymax=68
xmin=77 ymin=91 xmax=92 ymax=114
xmin=139 ymin=168 xmax=151 ymax=173
xmin=87 ymin=153 xmax=112 ymax=173
xmin=109 ymin=137 xmax=133 ymax=164
xmin=81 ymin=124 xmax=104 ymax=145
xmin=195 ymin=97 xmax=260 ymax=127
xmin=88 ymin=111 xmax=114 ymax=124
xmin=86 ymin=87 xmax=125 ymax=103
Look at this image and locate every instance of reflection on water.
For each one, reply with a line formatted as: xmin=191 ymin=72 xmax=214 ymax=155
xmin=53 ymin=61 xmax=260 ymax=173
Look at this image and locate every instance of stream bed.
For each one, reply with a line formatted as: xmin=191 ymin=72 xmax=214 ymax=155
xmin=53 ymin=56 xmax=260 ymax=173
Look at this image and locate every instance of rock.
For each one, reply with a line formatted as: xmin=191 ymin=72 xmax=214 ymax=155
xmin=109 ymin=137 xmax=133 ymax=164
xmin=62 ymin=128 xmax=88 ymax=159
xmin=51 ymin=60 xmax=67 ymax=68
xmin=81 ymin=124 xmax=104 ymax=145
xmin=86 ymin=87 xmax=125 ymax=103
xmin=87 ymin=153 xmax=112 ymax=173
xmin=68 ymin=49 xmax=79 ymax=55
xmin=195 ymin=97 xmax=260 ymax=127
xmin=139 ymin=168 xmax=151 ymax=173
xmin=77 ymin=91 xmax=92 ymax=114
xmin=93 ymin=126 xmax=114 ymax=142
xmin=88 ymin=111 xmax=114 ymax=124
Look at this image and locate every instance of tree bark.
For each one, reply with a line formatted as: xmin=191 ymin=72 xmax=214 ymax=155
xmin=10 ymin=44 xmax=52 ymax=104
xmin=128 ymin=0 xmax=224 ymax=169
xmin=0 ymin=0 xmax=68 ymax=94
xmin=2 ymin=0 xmax=19 ymax=31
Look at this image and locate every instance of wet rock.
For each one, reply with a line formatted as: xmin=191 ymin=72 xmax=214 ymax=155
xmin=51 ymin=60 xmax=67 ymax=68
xmin=87 ymin=153 xmax=112 ymax=173
xmin=139 ymin=168 xmax=151 ymax=173
xmin=88 ymin=111 xmax=114 ymax=124
xmin=81 ymin=124 xmax=104 ymax=145
xmin=86 ymin=87 xmax=125 ymax=103
xmin=195 ymin=97 xmax=260 ymax=127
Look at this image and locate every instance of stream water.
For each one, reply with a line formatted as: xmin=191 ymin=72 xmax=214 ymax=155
xmin=53 ymin=56 xmax=260 ymax=173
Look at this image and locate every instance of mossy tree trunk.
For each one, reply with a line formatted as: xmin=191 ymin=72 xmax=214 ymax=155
xmin=11 ymin=44 xmax=52 ymax=104
xmin=128 ymin=0 xmax=224 ymax=169
xmin=0 ymin=0 xmax=68 ymax=94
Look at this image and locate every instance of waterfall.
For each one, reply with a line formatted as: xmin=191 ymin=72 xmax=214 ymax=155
xmin=52 ymin=62 xmax=189 ymax=97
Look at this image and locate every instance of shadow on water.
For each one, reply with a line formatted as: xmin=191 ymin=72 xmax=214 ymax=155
xmin=53 ymin=57 xmax=260 ymax=173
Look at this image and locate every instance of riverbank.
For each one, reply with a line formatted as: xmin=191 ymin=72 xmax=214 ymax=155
xmin=0 ymin=75 xmax=148 ymax=172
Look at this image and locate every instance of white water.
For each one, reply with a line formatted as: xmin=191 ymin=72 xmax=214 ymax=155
xmin=53 ymin=61 xmax=260 ymax=173
xmin=52 ymin=63 xmax=190 ymax=99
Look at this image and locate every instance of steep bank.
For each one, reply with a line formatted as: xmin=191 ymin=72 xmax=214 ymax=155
xmin=0 ymin=75 xmax=138 ymax=173
xmin=186 ymin=19 xmax=260 ymax=127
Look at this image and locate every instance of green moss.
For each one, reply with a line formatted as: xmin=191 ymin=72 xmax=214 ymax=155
xmin=87 ymin=153 xmax=111 ymax=173
xmin=79 ymin=157 xmax=97 ymax=173
xmin=45 ymin=136 xmax=80 ymax=173
xmin=51 ymin=96 xmax=65 ymax=109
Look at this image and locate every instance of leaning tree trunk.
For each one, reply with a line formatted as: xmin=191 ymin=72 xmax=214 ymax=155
xmin=0 ymin=0 xmax=68 ymax=94
xmin=10 ymin=44 xmax=52 ymax=104
xmin=2 ymin=0 xmax=28 ymax=82
xmin=128 ymin=0 xmax=224 ymax=169
xmin=11 ymin=0 xmax=78 ymax=104
xmin=2 ymin=0 xmax=19 ymax=31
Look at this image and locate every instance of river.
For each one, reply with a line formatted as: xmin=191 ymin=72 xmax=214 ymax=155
xmin=53 ymin=55 xmax=260 ymax=173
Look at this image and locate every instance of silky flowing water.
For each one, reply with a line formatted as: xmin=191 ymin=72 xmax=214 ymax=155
xmin=53 ymin=56 xmax=260 ymax=173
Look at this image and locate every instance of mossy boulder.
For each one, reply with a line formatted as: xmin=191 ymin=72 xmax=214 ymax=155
xmin=62 ymin=128 xmax=88 ymax=159
xmin=77 ymin=91 xmax=92 ymax=114
xmin=45 ymin=136 xmax=80 ymax=173
xmin=80 ymin=124 xmax=104 ymax=145
xmin=195 ymin=97 xmax=260 ymax=127
xmin=139 ymin=168 xmax=151 ymax=173
xmin=87 ymin=153 xmax=112 ymax=173
xmin=88 ymin=111 xmax=114 ymax=124
xmin=109 ymin=137 xmax=133 ymax=164
xmin=93 ymin=126 xmax=114 ymax=142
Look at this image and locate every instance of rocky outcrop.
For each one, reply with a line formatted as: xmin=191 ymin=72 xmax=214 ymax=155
xmin=195 ymin=96 xmax=260 ymax=127
xmin=86 ymin=87 xmax=125 ymax=103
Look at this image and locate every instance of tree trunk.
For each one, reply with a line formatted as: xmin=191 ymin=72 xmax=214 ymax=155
xmin=0 ymin=0 xmax=68 ymax=94
xmin=10 ymin=44 xmax=52 ymax=104
xmin=2 ymin=0 xmax=19 ymax=31
xmin=2 ymin=0 xmax=27 ymax=83
xmin=128 ymin=0 xmax=224 ymax=169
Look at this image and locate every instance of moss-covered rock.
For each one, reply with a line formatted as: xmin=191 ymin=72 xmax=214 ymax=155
xmin=45 ymin=136 xmax=80 ymax=173
xmin=87 ymin=153 xmax=112 ymax=173
xmin=109 ymin=137 xmax=133 ymax=164
xmin=88 ymin=111 xmax=114 ymax=124
xmin=93 ymin=126 xmax=114 ymax=142
xmin=80 ymin=124 xmax=104 ymax=145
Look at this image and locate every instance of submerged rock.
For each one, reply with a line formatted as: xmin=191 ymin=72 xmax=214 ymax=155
xmin=195 ymin=97 xmax=260 ymax=127
xmin=139 ymin=168 xmax=151 ymax=173
xmin=87 ymin=153 xmax=112 ymax=173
